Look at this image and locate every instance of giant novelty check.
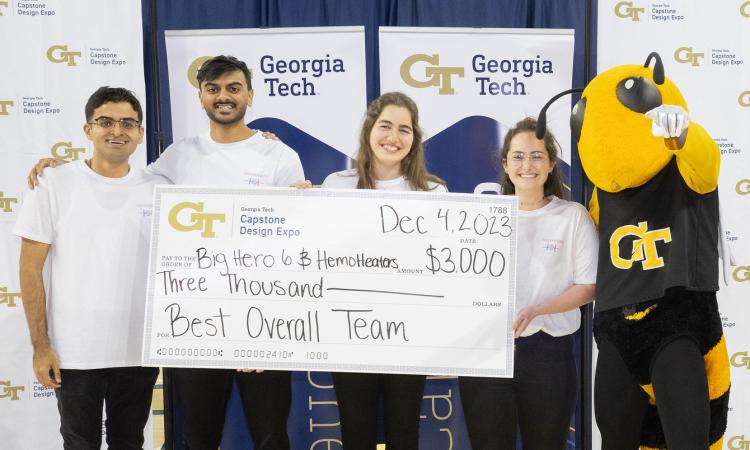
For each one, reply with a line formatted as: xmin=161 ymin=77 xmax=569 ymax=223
xmin=142 ymin=186 xmax=517 ymax=377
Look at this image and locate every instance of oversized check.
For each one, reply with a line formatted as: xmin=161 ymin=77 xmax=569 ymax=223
xmin=142 ymin=186 xmax=517 ymax=377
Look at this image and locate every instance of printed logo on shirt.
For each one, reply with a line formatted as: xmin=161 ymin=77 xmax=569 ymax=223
xmin=673 ymin=47 xmax=704 ymax=67
xmin=734 ymin=266 xmax=750 ymax=283
xmin=609 ymin=221 xmax=672 ymax=270
xmin=728 ymin=435 xmax=750 ymax=449
xmin=168 ymin=201 xmax=225 ymax=238
xmin=740 ymin=91 xmax=750 ymax=107
xmin=614 ymin=1 xmax=645 ymax=21
xmin=0 ymin=192 xmax=18 ymax=212
xmin=400 ymin=54 xmax=465 ymax=95
xmin=0 ymin=100 xmax=13 ymax=116
xmin=137 ymin=203 xmax=153 ymax=219
xmin=738 ymin=179 xmax=750 ymax=195
xmin=243 ymin=172 xmax=270 ymax=187
xmin=187 ymin=56 xmax=214 ymax=89
xmin=51 ymin=141 xmax=86 ymax=160
xmin=541 ymin=238 xmax=563 ymax=253
xmin=46 ymin=45 xmax=81 ymax=66
xmin=0 ymin=380 xmax=24 ymax=401
xmin=731 ymin=351 xmax=750 ymax=369
xmin=742 ymin=1 xmax=750 ymax=17
xmin=0 ymin=286 xmax=20 ymax=307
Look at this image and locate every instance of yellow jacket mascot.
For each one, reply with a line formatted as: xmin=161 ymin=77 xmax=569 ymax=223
xmin=541 ymin=52 xmax=730 ymax=450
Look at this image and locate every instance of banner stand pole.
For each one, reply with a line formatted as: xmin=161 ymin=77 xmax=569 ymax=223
xmin=149 ymin=0 xmax=165 ymax=158
xmin=580 ymin=0 xmax=594 ymax=449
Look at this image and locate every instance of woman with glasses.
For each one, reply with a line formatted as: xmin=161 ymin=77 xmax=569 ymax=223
xmin=321 ymin=92 xmax=446 ymax=449
xmin=459 ymin=117 xmax=598 ymax=450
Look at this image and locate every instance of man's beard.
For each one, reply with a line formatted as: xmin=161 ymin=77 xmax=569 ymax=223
xmin=205 ymin=105 xmax=247 ymax=125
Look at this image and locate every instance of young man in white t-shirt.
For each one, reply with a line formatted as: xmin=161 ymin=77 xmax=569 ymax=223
xmin=27 ymin=56 xmax=305 ymax=450
xmin=145 ymin=55 xmax=303 ymax=450
xmin=14 ymin=87 xmax=163 ymax=449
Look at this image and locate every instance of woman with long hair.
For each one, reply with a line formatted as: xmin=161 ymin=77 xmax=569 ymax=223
xmin=322 ymin=91 xmax=445 ymax=449
xmin=459 ymin=117 xmax=598 ymax=450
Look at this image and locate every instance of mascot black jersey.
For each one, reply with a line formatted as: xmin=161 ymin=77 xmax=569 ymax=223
xmin=595 ymin=157 xmax=719 ymax=313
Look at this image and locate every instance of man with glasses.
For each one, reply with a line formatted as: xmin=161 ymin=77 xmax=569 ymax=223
xmin=14 ymin=86 xmax=164 ymax=449
xmin=27 ymin=56 xmax=306 ymax=450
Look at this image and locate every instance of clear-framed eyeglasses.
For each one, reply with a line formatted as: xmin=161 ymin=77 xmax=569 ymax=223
xmin=88 ymin=116 xmax=141 ymax=131
xmin=507 ymin=151 xmax=548 ymax=164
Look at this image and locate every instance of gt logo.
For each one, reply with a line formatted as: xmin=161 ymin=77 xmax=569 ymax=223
xmin=47 ymin=45 xmax=82 ymax=66
xmin=0 ymin=100 xmax=13 ymax=115
xmin=728 ymin=435 xmax=750 ymax=450
xmin=734 ymin=266 xmax=750 ymax=283
xmin=674 ymin=47 xmax=704 ymax=67
xmin=51 ymin=142 xmax=86 ymax=160
xmin=740 ymin=91 xmax=750 ymax=107
xmin=400 ymin=54 xmax=464 ymax=95
xmin=0 ymin=286 xmax=21 ymax=307
xmin=188 ymin=56 xmax=213 ymax=89
xmin=738 ymin=179 xmax=750 ymax=195
xmin=610 ymin=222 xmax=672 ymax=270
xmin=168 ymin=202 xmax=225 ymax=238
xmin=731 ymin=351 xmax=750 ymax=369
xmin=614 ymin=1 xmax=645 ymax=21
xmin=0 ymin=192 xmax=18 ymax=213
xmin=742 ymin=1 xmax=750 ymax=17
xmin=0 ymin=381 xmax=24 ymax=401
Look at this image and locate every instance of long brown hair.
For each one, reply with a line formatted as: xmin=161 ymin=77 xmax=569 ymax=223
xmin=355 ymin=92 xmax=445 ymax=191
xmin=499 ymin=117 xmax=566 ymax=199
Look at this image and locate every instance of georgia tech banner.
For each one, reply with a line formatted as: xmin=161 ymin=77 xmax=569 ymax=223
xmin=164 ymin=27 xmax=367 ymax=184
xmin=0 ymin=1 xmax=152 ymax=449
xmin=378 ymin=27 xmax=575 ymax=194
xmin=597 ymin=1 xmax=750 ymax=446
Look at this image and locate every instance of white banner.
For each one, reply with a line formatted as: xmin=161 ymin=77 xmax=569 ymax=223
xmin=164 ymin=26 xmax=367 ymax=158
xmin=378 ymin=27 xmax=575 ymax=173
xmin=143 ymin=186 xmax=518 ymax=377
xmin=597 ymin=1 xmax=750 ymax=447
xmin=0 ymin=1 xmax=153 ymax=449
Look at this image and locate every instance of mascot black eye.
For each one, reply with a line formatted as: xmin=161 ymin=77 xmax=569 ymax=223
xmin=570 ymin=96 xmax=586 ymax=142
xmin=616 ymin=77 xmax=662 ymax=113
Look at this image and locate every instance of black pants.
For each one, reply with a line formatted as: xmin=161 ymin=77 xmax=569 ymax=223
xmin=172 ymin=368 xmax=291 ymax=450
xmin=595 ymin=338 xmax=710 ymax=450
xmin=332 ymin=372 xmax=426 ymax=450
xmin=55 ymin=366 xmax=158 ymax=450
xmin=459 ymin=332 xmax=577 ymax=450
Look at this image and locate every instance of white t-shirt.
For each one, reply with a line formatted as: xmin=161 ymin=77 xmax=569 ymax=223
xmin=13 ymin=161 xmax=167 ymax=369
xmin=516 ymin=196 xmax=598 ymax=337
xmin=146 ymin=131 xmax=304 ymax=186
xmin=321 ymin=168 xmax=447 ymax=192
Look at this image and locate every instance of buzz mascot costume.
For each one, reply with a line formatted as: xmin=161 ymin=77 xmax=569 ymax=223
xmin=537 ymin=52 xmax=730 ymax=450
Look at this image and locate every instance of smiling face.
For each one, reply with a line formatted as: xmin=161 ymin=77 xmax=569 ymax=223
xmin=502 ymin=131 xmax=554 ymax=197
xmin=368 ymin=104 xmax=415 ymax=176
xmin=84 ymin=101 xmax=143 ymax=164
xmin=198 ymin=69 xmax=253 ymax=126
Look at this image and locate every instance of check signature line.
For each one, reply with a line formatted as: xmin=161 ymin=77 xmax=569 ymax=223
xmin=326 ymin=287 xmax=444 ymax=299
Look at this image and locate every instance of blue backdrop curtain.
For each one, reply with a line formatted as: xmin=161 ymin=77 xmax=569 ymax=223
xmin=138 ymin=1 xmax=596 ymax=448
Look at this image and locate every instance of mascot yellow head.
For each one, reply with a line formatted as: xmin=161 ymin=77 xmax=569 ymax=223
xmin=538 ymin=52 xmax=688 ymax=192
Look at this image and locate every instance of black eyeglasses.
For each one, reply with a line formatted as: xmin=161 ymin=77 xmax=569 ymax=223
xmin=88 ymin=116 xmax=141 ymax=131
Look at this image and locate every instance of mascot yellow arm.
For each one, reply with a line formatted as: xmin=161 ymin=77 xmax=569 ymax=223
xmin=588 ymin=188 xmax=600 ymax=229
xmin=670 ymin=122 xmax=720 ymax=194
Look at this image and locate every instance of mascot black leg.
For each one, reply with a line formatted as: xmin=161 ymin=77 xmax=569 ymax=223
xmin=651 ymin=337 xmax=710 ymax=449
xmin=595 ymin=339 xmax=647 ymax=450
